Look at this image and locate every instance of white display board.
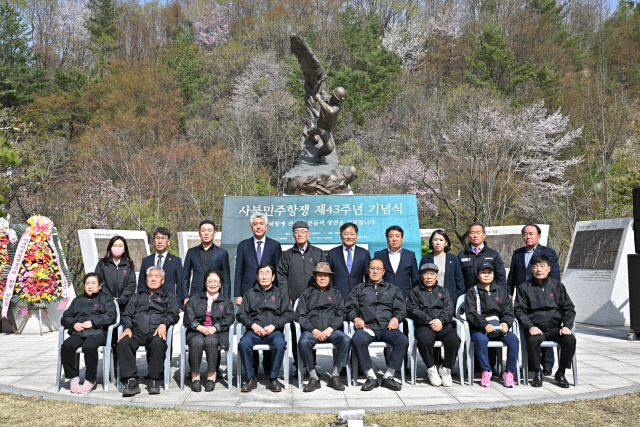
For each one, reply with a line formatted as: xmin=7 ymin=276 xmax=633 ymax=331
xmin=78 ymin=229 xmax=150 ymax=275
xmin=562 ymin=218 xmax=634 ymax=327
xmin=176 ymin=231 xmax=222 ymax=261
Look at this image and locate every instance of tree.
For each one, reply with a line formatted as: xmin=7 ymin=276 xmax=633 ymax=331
xmin=0 ymin=1 xmax=44 ymax=107
xmin=85 ymin=0 xmax=120 ymax=75
xmin=0 ymin=108 xmax=23 ymax=216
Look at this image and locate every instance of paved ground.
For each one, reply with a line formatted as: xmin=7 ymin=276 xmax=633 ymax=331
xmin=0 ymin=323 xmax=639 ymax=412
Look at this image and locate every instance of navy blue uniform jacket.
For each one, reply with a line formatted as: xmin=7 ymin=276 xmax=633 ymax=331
xmin=419 ymin=252 xmax=465 ymax=304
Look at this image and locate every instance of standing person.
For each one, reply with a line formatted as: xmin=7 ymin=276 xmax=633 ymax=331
xmin=407 ymin=263 xmax=460 ymax=387
xmin=277 ymin=221 xmax=323 ymax=367
xmin=420 ymin=229 xmax=465 ymax=304
xmin=95 ymin=235 xmax=137 ymax=311
xmin=464 ymin=262 xmax=519 ymax=388
xmin=138 ymin=227 xmax=182 ymax=298
xmin=507 ymin=224 xmax=561 ymax=375
xmin=117 ymin=267 xmax=180 ymax=397
xmin=515 ymin=254 xmax=576 ymax=388
xmin=374 ymin=225 xmax=419 ymax=300
xmin=458 ymin=222 xmax=507 ymax=292
xmin=326 ymin=222 xmax=370 ymax=302
xmin=295 ymin=262 xmax=350 ymax=392
xmin=60 ymin=273 xmax=117 ymax=393
xmin=183 ymin=269 xmax=235 ymax=392
xmin=182 ymin=220 xmax=231 ymax=302
xmin=237 ymin=264 xmax=294 ymax=393
xmin=234 ymin=213 xmax=282 ymax=305
xmin=347 ymin=258 xmax=408 ymax=391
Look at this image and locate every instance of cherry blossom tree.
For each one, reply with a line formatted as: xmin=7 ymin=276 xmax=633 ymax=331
xmin=193 ymin=3 xmax=230 ymax=48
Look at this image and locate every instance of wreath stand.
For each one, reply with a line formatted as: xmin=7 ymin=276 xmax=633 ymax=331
xmin=9 ymin=305 xmax=55 ymax=336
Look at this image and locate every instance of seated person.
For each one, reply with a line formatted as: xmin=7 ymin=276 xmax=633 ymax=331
xmin=514 ymin=254 xmax=576 ymax=388
xmin=60 ymin=273 xmax=117 ymax=393
xmin=464 ymin=262 xmax=519 ymax=388
xmin=117 ymin=266 xmax=179 ymax=397
xmin=407 ymin=263 xmax=461 ymax=387
xmin=346 ymin=257 xmax=408 ymax=391
xmin=237 ymin=264 xmax=294 ymax=393
xmin=295 ymin=262 xmax=351 ymax=392
xmin=183 ymin=269 xmax=234 ymax=392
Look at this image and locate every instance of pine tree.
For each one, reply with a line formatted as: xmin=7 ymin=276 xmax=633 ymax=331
xmin=85 ymin=0 xmax=120 ymax=75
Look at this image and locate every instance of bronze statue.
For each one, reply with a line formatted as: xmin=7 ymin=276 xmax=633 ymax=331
xmin=290 ymin=34 xmax=346 ymax=163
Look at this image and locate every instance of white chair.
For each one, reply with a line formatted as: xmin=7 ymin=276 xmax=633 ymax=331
xmin=56 ymin=301 xmax=120 ymax=391
xmin=116 ymin=324 xmax=174 ymax=391
xmin=179 ymin=323 xmax=234 ymax=390
xmin=349 ymin=321 xmax=405 ymax=386
xmin=518 ymin=321 xmax=578 ymax=386
xmin=293 ymin=299 xmax=351 ymax=388
xmin=456 ymin=294 xmax=521 ymax=386
xmin=406 ymin=317 xmax=464 ymax=385
xmin=235 ymin=322 xmax=291 ymax=389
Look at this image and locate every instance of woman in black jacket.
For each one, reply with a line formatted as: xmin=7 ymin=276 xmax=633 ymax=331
xmin=183 ymin=269 xmax=234 ymax=392
xmin=463 ymin=261 xmax=519 ymax=388
xmin=60 ymin=273 xmax=117 ymax=393
xmin=94 ymin=235 xmax=136 ymax=311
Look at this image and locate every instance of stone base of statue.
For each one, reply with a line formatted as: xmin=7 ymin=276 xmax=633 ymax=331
xmin=282 ymin=136 xmax=356 ymax=195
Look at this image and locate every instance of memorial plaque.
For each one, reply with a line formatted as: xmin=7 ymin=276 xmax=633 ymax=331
xmin=177 ymin=231 xmax=222 ymax=261
xmin=78 ymin=229 xmax=150 ymax=274
xmin=222 ymin=195 xmax=420 ymax=297
xmin=562 ymin=218 xmax=634 ymax=326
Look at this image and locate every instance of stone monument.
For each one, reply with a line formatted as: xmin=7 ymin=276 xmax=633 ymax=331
xmin=283 ymin=34 xmax=356 ymax=195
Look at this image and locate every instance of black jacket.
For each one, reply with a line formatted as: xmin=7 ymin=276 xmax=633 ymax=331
xmin=121 ymin=287 xmax=180 ymax=337
xmin=407 ymin=283 xmax=454 ymax=327
xmin=95 ymin=258 xmax=137 ymax=308
xmin=463 ymin=282 xmax=515 ymax=334
xmin=514 ymin=277 xmax=576 ymax=331
xmin=183 ymin=292 xmax=235 ymax=348
xmin=458 ymin=243 xmax=507 ymax=292
xmin=295 ymin=283 xmax=345 ymax=333
xmin=61 ymin=290 xmax=117 ymax=337
xmin=277 ymin=243 xmax=323 ymax=302
xmin=346 ymin=280 xmax=406 ymax=330
xmin=236 ymin=284 xmax=294 ymax=331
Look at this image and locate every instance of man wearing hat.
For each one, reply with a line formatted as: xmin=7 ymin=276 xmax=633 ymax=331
xmin=407 ymin=263 xmax=461 ymax=387
xmin=277 ymin=220 xmax=323 ymax=367
xmin=295 ymin=262 xmax=350 ymax=392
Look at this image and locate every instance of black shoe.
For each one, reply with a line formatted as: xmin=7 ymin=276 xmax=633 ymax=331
xmin=268 ymin=379 xmax=283 ymax=392
xmin=204 ymin=380 xmax=216 ymax=392
xmin=241 ymin=376 xmax=257 ymax=392
xmin=380 ymin=376 xmax=402 ymax=391
xmin=122 ymin=378 xmax=141 ymax=397
xmin=328 ymin=375 xmax=345 ymax=391
xmin=191 ymin=379 xmax=202 ymax=392
xmin=555 ymin=373 xmax=570 ymax=388
xmin=361 ymin=376 xmax=379 ymax=391
xmin=303 ymin=377 xmax=321 ymax=392
xmin=148 ymin=380 xmax=161 ymax=395
xmin=543 ymin=366 xmax=553 ymax=376
xmin=532 ymin=370 xmax=543 ymax=387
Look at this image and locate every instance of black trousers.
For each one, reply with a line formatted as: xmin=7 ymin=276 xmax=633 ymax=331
xmin=117 ymin=332 xmax=167 ymax=381
xmin=526 ymin=328 xmax=576 ymax=371
xmin=188 ymin=333 xmax=220 ymax=375
xmin=61 ymin=334 xmax=107 ymax=383
xmin=415 ymin=324 xmax=461 ymax=369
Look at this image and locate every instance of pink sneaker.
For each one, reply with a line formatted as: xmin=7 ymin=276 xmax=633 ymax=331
xmin=79 ymin=381 xmax=95 ymax=393
xmin=481 ymin=370 xmax=492 ymax=387
xmin=504 ymin=371 xmax=515 ymax=388
xmin=70 ymin=377 xmax=80 ymax=393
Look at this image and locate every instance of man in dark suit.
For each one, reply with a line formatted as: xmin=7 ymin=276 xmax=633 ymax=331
xmin=326 ymin=222 xmax=371 ymax=303
xmin=507 ymin=224 xmax=561 ymax=376
xmin=234 ymin=213 xmax=283 ymax=306
xmin=181 ymin=220 xmax=231 ymax=303
xmin=458 ymin=222 xmax=507 ymax=292
xmin=137 ymin=227 xmax=183 ymax=299
xmin=374 ymin=225 xmax=419 ymax=300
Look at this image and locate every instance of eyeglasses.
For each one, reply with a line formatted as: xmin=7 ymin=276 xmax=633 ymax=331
xmin=368 ymin=267 xmax=384 ymax=272
xmin=206 ymin=280 xmax=221 ymax=285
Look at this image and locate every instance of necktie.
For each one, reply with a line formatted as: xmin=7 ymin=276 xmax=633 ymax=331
xmin=256 ymin=241 xmax=262 ymax=265
xmin=347 ymin=248 xmax=353 ymax=274
xmin=156 ymin=254 xmax=163 ymax=267
xmin=473 ymin=246 xmax=480 ymax=255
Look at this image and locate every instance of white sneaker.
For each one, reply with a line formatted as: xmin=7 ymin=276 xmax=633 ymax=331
xmin=427 ymin=366 xmax=441 ymax=386
xmin=438 ymin=366 xmax=453 ymax=387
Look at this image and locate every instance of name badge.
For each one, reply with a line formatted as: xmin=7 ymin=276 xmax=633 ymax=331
xmin=484 ymin=257 xmax=494 ymax=261
xmin=461 ymin=258 xmax=470 ymax=262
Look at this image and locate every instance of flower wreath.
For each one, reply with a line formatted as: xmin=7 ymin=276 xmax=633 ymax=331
xmin=0 ymin=224 xmax=16 ymax=297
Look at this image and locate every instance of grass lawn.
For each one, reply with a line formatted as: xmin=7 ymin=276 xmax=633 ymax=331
xmin=0 ymin=391 xmax=638 ymax=426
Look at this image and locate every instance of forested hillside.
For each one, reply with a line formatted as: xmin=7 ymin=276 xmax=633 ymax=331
xmin=1 ymin=0 xmax=639 ymax=288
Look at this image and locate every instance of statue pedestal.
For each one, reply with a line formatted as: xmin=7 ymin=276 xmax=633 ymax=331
xmin=282 ymin=137 xmax=356 ymax=195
